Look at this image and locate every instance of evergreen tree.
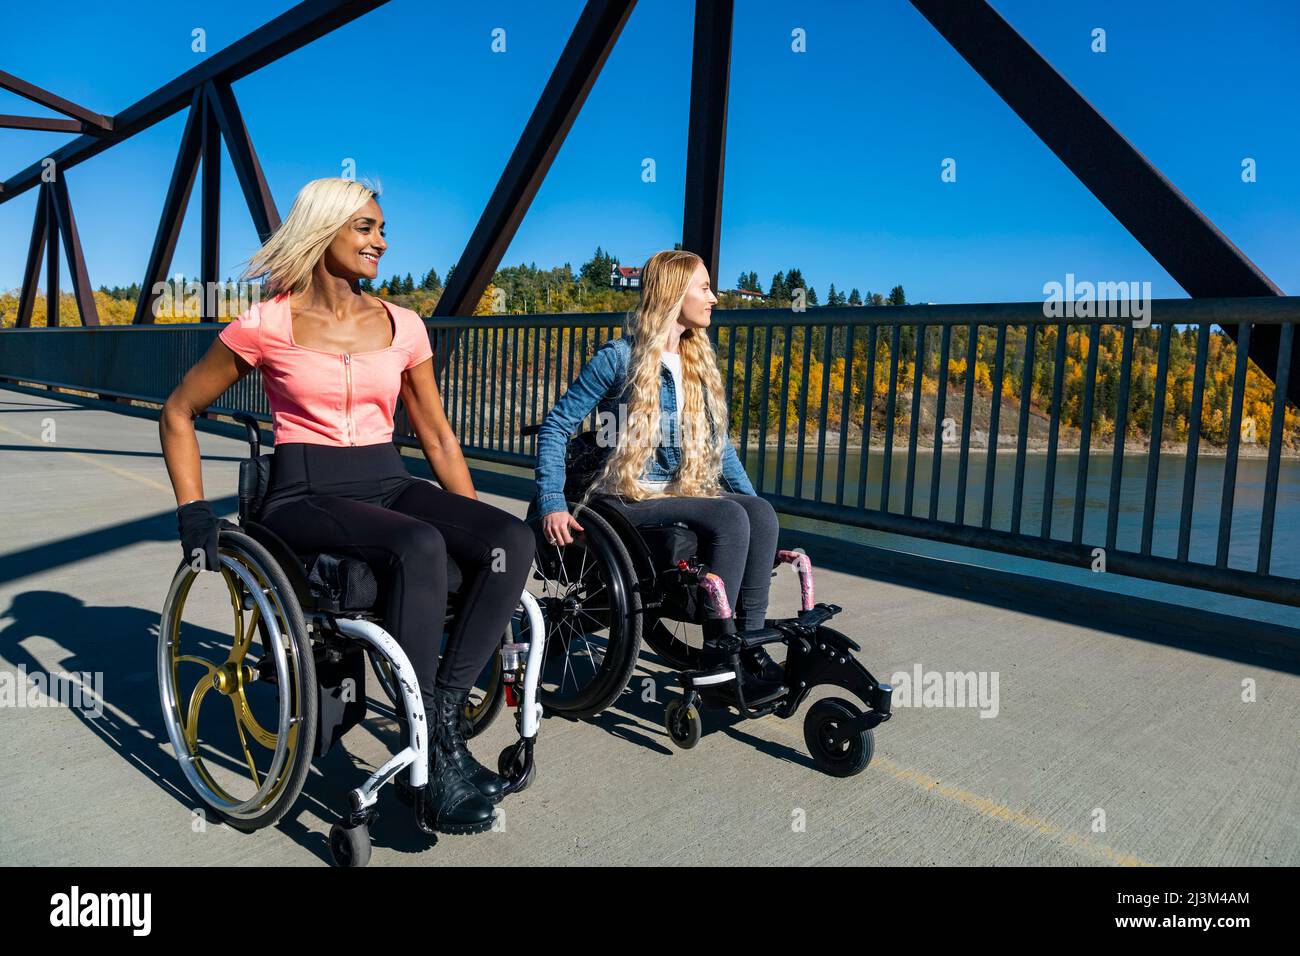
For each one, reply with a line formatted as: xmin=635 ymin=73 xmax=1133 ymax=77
xmin=580 ymin=246 xmax=618 ymax=287
xmin=848 ymin=287 xmax=862 ymax=305
xmin=888 ymin=284 xmax=907 ymax=306
xmin=420 ymin=267 xmax=441 ymax=290
xmin=770 ymin=271 xmax=786 ymax=300
xmin=785 ymin=268 xmax=805 ymax=299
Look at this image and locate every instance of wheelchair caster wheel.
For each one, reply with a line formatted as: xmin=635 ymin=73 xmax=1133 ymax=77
xmin=498 ymin=741 xmax=535 ymax=792
xmin=804 ymin=697 xmax=874 ymax=777
xmin=329 ymin=821 xmax=372 ymax=868
xmin=665 ymin=698 xmax=701 ymax=749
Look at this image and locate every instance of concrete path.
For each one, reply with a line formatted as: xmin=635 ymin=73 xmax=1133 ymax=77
xmin=1 ymin=386 xmax=1296 ymax=866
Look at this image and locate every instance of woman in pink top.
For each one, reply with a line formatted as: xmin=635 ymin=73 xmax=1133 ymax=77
xmin=159 ymin=178 xmax=532 ymax=836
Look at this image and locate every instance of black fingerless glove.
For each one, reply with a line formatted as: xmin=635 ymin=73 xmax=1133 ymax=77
xmin=177 ymin=500 xmax=221 ymax=573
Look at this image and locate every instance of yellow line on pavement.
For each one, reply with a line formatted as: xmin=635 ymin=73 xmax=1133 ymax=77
xmin=0 ymin=420 xmax=173 ymax=495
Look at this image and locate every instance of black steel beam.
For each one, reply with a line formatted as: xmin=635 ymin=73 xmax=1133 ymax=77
xmin=910 ymin=0 xmax=1297 ymax=407
xmin=435 ymin=0 xmax=637 ymax=320
xmin=16 ymin=187 xmax=48 ymax=328
xmin=47 ymin=176 xmax=101 ymax=326
xmin=0 ymin=0 xmax=390 ymax=205
xmin=200 ymin=84 xmax=221 ymax=321
xmin=207 ymin=81 xmax=281 ymax=242
xmin=681 ymin=0 xmax=733 ymax=284
xmin=0 ymin=115 xmax=85 ymax=134
xmin=134 ymin=90 xmax=204 ymax=325
xmin=45 ymin=186 xmax=59 ymax=328
xmin=0 ymin=69 xmax=111 ymax=129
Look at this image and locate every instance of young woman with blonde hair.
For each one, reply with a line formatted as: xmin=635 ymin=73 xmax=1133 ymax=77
xmin=533 ymin=250 xmax=783 ymax=684
xmin=159 ymin=177 xmax=534 ymax=835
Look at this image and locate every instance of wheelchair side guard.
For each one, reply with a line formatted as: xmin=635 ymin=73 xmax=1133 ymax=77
xmin=776 ymin=618 xmax=892 ymax=727
xmin=326 ymin=616 xmax=428 ymax=813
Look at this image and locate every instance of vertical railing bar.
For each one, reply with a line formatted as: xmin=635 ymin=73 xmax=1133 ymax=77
xmin=929 ymin=323 xmax=952 ymax=521
xmin=794 ymin=325 xmax=813 ymax=499
xmin=857 ymin=324 xmax=878 ymax=511
xmin=756 ymin=325 xmax=774 ymax=493
xmin=1070 ymin=323 xmax=1101 ymax=544
xmin=814 ymin=323 xmax=835 ymax=503
xmin=1011 ymin=324 xmax=1036 ymax=535
xmin=1177 ymin=323 xmax=1211 ymax=562
xmin=904 ymin=323 xmax=926 ymax=516
xmin=739 ymin=325 xmax=755 ymax=468
xmin=982 ymin=323 xmax=1009 ymax=529
xmin=775 ymin=327 xmax=794 ymax=496
xmin=879 ymin=323 xmax=902 ymax=512
xmin=486 ymin=325 xmax=499 ymax=451
xmin=1215 ymin=322 xmax=1252 ymax=568
xmin=1257 ymin=321 xmax=1293 ymax=575
xmin=1040 ymin=323 xmax=1069 ymax=539
xmin=834 ymin=325 xmax=856 ymax=506
xmin=1104 ymin=323 xmax=1135 ymax=551
xmin=1140 ymin=322 xmax=1173 ymax=555
xmin=955 ymin=323 xmax=977 ymax=526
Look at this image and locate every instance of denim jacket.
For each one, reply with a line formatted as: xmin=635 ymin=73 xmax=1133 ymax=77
xmin=534 ymin=335 xmax=757 ymax=517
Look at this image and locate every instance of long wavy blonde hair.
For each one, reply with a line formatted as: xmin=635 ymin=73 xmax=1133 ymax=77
xmin=585 ymin=249 xmax=730 ymax=504
xmin=240 ymin=177 xmax=382 ymax=297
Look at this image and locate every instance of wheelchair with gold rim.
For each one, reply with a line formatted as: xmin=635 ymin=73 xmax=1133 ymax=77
xmin=157 ymin=413 xmax=546 ymax=866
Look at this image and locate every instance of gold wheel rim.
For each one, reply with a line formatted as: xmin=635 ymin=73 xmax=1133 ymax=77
xmin=162 ymin=545 xmax=303 ymax=818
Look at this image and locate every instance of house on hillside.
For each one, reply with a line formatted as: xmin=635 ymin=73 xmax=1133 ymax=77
xmin=726 ymin=287 xmax=766 ymax=302
xmin=611 ymin=264 xmax=642 ymax=289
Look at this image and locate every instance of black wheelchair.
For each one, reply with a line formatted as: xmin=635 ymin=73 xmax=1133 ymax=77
xmin=521 ymin=427 xmax=893 ymax=776
xmin=158 ymin=413 xmax=546 ymax=866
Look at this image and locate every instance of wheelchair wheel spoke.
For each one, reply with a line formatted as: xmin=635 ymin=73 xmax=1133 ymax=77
xmin=233 ymin=688 xmax=279 ymax=749
xmin=175 ymin=655 xmax=219 ymax=675
xmin=183 ymin=674 xmax=215 ymax=752
xmin=230 ymin=697 xmax=262 ymax=789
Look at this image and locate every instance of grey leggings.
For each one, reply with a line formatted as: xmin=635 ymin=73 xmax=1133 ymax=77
xmin=595 ymin=492 xmax=780 ymax=631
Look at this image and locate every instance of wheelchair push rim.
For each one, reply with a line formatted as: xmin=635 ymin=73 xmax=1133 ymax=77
xmin=526 ymin=507 xmax=642 ymax=717
xmin=158 ymin=530 xmax=317 ymax=828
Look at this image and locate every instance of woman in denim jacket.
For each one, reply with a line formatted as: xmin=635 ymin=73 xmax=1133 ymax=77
xmin=534 ymin=250 xmax=782 ymax=682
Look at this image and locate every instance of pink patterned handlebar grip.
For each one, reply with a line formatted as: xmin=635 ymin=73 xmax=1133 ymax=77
xmin=698 ymin=571 xmax=733 ymax=620
xmin=775 ymin=549 xmax=815 ymax=611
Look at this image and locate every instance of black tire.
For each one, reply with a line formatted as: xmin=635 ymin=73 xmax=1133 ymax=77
xmin=527 ymin=506 xmax=642 ymax=717
xmin=329 ymin=822 xmax=371 ymax=868
xmin=158 ymin=528 xmax=318 ymax=833
xmin=803 ymin=697 xmax=874 ymax=777
xmin=664 ymin=698 xmax=702 ymax=749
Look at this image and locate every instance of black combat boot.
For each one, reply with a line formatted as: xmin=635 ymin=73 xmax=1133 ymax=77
xmin=418 ymin=687 xmax=496 ymax=835
xmin=434 ymin=686 xmax=507 ymax=804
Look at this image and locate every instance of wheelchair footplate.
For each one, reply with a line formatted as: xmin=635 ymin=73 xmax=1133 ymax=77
xmin=663 ymin=551 xmax=893 ymax=777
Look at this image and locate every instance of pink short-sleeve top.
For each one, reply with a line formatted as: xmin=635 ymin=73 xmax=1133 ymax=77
xmin=217 ymin=291 xmax=433 ymax=447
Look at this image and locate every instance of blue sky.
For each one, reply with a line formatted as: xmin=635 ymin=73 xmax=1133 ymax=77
xmin=0 ymin=0 xmax=1295 ymax=303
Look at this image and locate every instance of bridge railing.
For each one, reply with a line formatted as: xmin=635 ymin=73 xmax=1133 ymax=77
xmin=2 ymin=295 xmax=1297 ymax=607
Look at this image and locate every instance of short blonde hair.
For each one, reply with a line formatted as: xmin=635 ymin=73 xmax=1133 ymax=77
xmin=241 ymin=177 xmax=381 ymax=297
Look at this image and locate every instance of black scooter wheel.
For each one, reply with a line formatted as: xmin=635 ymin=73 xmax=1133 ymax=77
xmin=665 ymin=698 xmax=702 ymax=749
xmin=804 ymin=697 xmax=874 ymax=777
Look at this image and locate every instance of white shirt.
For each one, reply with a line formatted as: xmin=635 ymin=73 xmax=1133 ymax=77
xmin=638 ymin=351 xmax=683 ymax=492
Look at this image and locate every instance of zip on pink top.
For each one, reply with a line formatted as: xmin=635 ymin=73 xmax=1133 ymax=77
xmin=217 ymin=291 xmax=433 ymax=447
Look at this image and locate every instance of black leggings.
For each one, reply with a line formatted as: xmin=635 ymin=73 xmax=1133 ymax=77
xmin=594 ymin=492 xmax=780 ymax=631
xmin=258 ymin=442 xmax=535 ymax=697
